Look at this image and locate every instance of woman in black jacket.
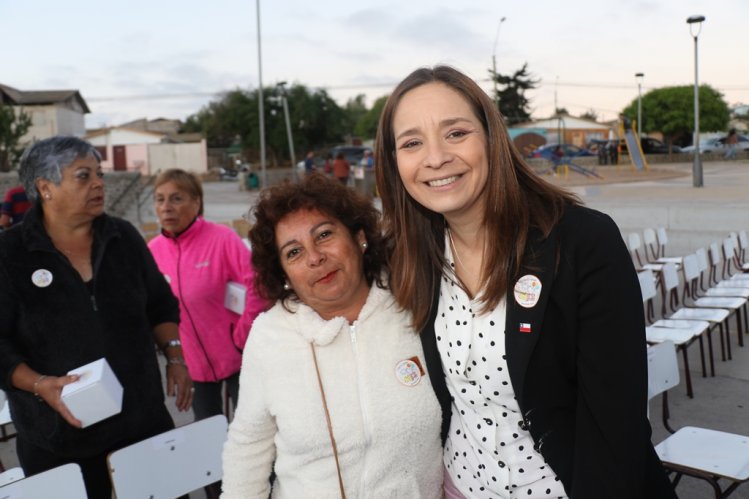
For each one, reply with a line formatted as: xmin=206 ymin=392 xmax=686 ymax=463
xmin=375 ymin=66 xmax=676 ymax=499
xmin=0 ymin=136 xmax=193 ymax=497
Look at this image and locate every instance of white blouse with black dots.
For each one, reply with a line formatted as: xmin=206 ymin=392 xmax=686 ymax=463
xmin=436 ymin=238 xmax=567 ymax=499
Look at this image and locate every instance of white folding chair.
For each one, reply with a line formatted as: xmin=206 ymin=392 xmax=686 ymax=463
xmin=654 ymin=227 xmax=683 ymax=267
xmin=0 ymin=391 xmax=16 ymax=472
xmin=0 ymin=467 xmax=24 ymax=487
xmin=640 ymin=267 xmax=708 ymax=398
xmin=648 ymin=342 xmax=749 ymax=498
xmin=629 ymin=232 xmax=663 ymax=271
xmin=108 ymin=414 xmax=228 ymax=499
xmin=0 ymin=463 xmax=86 ymax=498
xmin=643 ymin=227 xmax=660 ymax=261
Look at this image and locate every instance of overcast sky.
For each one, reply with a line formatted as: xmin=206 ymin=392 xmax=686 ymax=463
xmin=2 ymin=0 xmax=746 ymax=129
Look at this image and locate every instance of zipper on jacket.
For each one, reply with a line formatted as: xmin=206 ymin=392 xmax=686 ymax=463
xmin=175 ymin=238 xmax=218 ymax=380
xmin=349 ymin=323 xmax=371 ymax=497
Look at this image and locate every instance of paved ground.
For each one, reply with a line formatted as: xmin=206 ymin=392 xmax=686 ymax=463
xmin=2 ymin=158 xmax=748 ymax=498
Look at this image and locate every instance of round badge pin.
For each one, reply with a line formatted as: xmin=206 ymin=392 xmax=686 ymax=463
xmin=514 ymin=274 xmax=542 ymax=308
xmin=395 ymin=359 xmax=421 ymax=387
xmin=31 ymin=269 xmax=53 ymax=288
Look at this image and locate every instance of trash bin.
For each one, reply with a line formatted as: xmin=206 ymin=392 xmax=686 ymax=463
xmin=247 ymin=172 xmax=259 ymax=190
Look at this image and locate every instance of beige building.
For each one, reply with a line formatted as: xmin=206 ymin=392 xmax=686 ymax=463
xmin=0 ymin=83 xmax=89 ymax=142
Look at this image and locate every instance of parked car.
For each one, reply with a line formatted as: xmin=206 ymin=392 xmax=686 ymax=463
xmin=527 ymin=143 xmax=594 ymax=159
xmin=329 ymin=145 xmax=373 ymax=165
xmin=619 ymin=137 xmax=681 ymax=155
xmin=681 ymin=135 xmax=749 ymax=154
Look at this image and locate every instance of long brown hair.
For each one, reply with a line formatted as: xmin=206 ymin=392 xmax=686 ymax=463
xmin=375 ymin=65 xmax=579 ymax=330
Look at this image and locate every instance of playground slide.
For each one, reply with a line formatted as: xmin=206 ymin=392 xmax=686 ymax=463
xmin=624 ymin=130 xmax=646 ymax=171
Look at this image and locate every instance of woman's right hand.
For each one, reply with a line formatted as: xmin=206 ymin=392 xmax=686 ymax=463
xmin=35 ymin=374 xmax=83 ymax=428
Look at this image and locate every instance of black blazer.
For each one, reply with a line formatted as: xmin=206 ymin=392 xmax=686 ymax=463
xmin=421 ymin=205 xmax=676 ymax=499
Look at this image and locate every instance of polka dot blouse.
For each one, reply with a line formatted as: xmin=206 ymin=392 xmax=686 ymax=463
xmin=436 ymin=236 xmax=567 ymax=498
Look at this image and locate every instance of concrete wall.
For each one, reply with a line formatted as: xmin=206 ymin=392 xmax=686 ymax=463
xmin=148 ymin=141 xmax=207 ymax=175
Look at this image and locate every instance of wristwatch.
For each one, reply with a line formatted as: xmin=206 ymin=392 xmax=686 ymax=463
xmin=163 ymin=338 xmax=182 ymax=350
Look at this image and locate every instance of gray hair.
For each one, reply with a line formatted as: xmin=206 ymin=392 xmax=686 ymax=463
xmin=19 ymin=136 xmax=101 ymax=202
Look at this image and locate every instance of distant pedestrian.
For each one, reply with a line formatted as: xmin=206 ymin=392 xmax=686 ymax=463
xmin=608 ymin=140 xmax=619 ymax=165
xmin=303 ymin=151 xmax=315 ymax=175
xmin=332 ymin=152 xmax=350 ymax=185
xmin=725 ymin=128 xmax=738 ymax=160
xmin=619 ymin=113 xmax=632 ymax=131
xmin=0 ymin=185 xmax=31 ymax=228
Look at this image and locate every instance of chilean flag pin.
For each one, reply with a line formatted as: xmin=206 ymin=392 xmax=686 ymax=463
xmin=519 ymin=323 xmax=532 ymax=334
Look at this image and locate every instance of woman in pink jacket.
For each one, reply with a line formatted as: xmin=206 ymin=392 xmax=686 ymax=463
xmin=148 ymin=169 xmax=266 ymax=423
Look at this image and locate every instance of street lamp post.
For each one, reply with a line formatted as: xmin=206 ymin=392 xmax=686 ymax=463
xmin=256 ymin=0 xmax=267 ymax=188
xmin=492 ymin=16 xmax=506 ymax=109
xmin=687 ymin=15 xmax=705 ymax=188
xmin=276 ymin=81 xmax=297 ymax=182
xmin=635 ymin=72 xmax=644 ymax=139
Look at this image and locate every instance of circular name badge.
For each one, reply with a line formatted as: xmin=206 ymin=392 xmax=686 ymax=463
xmin=514 ymin=274 xmax=542 ymax=308
xmin=395 ymin=359 xmax=422 ymax=387
xmin=31 ymin=269 xmax=53 ymax=288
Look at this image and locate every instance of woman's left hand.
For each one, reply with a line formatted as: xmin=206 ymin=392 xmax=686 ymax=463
xmin=166 ymin=364 xmax=193 ymax=411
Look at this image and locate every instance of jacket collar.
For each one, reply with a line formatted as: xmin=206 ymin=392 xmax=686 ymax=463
xmin=22 ymin=203 xmax=121 ymax=253
xmin=161 ymin=216 xmax=204 ymax=245
xmin=291 ymin=283 xmax=391 ymax=346
xmin=505 ymin=224 xmax=559 ymax=403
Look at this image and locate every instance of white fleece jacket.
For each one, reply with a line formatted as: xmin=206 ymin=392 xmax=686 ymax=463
xmin=221 ymin=284 xmax=443 ymax=499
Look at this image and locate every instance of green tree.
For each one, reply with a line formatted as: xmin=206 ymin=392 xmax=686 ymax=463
xmin=580 ymin=109 xmax=599 ymax=122
xmin=621 ymin=85 xmax=729 ymax=148
xmin=490 ymin=63 xmax=538 ymax=125
xmin=354 ymin=95 xmax=388 ymax=140
xmin=182 ymin=84 xmax=347 ymax=165
xmin=0 ymin=105 xmax=31 ymax=172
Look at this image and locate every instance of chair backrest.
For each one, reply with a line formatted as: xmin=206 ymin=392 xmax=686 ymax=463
xmin=0 ymin=463 xmax=85 ymax=499
xmin=647 ymin=341 xmax=680 ymax=402
xmin=0 ymin=391 xmax=9 ymax=426
xmin=661 ymin=262 xmax=679 ymax=293
xmin=643 ymin=228 xmax=659 ymax=260
xmin=724 ymin=237 xmax=738 ymax=274
xmin=638 ymin=269 xmax=656 ymax=302
xmin=695 ymin=247 xmax=709 ymax=273
xmin=108 ymin=414 xmax=228 ymax=499
xmin=0 ymin=467 xmax=24 ymax=487
xmin=656 ymin=227 xmax=669 ymax=257
xmin=628 ymin=233 xmax=645 ymax=267
xmin=709 ymin=241 xmax=722 ymax=265
xmin=682 ymin=254 xmax=700 ymax=283
xmin=739 ymin=230 xmax=749 ymax=253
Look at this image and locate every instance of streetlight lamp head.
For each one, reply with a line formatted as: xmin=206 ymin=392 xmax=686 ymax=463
xmin=686 ymin=15 xmax=705 ymax=24
xmin=277 ymin=81 xmax=287 ymax=87
xmin=635 ymin=72 xmax=644 ymax=78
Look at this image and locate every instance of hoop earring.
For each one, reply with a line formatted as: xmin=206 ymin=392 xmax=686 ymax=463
xmin=283 ymin=282 xmax=291 ymax=291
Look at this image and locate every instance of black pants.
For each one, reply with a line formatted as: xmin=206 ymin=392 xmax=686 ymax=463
xmin=16 ymin=415 xmax=173 ymax=499
xmin=192 ymin=372 xmax=240 ymax=421
xmin=191 ymin=373 xmax=240 ymax=498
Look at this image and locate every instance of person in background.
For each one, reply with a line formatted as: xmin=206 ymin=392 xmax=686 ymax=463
xmin=332 ymin=151 xmax=350 ymax=185
xmin=221 ymin=173 xmax=443 ymax=498
xmin=0 ymin=184 xmax=31 ymax=228
xmin=304 ymin=151 xmax=316 ymax=176
xmin=724 ymin=128 xmax=739 ymax=160
xmin=375 ymin=65 xmax=676 ymax=499
xmin=149 ymin=169 xmax=266 ymax=425
xmin=0 ymin=136 xmax=192 ymax=498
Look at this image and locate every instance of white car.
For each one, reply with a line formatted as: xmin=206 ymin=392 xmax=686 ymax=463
xmin=681 ymin=135 xmax=749 ymax=154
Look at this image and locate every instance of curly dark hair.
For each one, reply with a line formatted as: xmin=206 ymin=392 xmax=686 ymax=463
xmin=248 ymin=173 xmax=387 ymax=306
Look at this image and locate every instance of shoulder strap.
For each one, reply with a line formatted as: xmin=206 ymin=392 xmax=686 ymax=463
xmin=310 ymin=343 xmax=346 ymax=499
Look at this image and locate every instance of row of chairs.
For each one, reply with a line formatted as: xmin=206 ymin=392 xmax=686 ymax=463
xmin=649 ymin=341 xmax=749 ymax=498
xmin=636 ymin=229 xmax=749 ymax=398
xmin=0 ymin=414 xmax=227 ymax=498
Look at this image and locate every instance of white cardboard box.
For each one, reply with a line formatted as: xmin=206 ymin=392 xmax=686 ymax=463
xmin=61 ymin=358 xmax=123 ymax=428
xmin=224 ymin=281 xmax=247 ymax=315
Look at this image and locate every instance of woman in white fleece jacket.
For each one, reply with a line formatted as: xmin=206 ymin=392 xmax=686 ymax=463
xmin=221 ymin=174 xmax=443 ymax=498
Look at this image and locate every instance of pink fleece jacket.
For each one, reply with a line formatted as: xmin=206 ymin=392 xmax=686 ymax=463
xmin=148 ymin=217 xmax=266 ymax=382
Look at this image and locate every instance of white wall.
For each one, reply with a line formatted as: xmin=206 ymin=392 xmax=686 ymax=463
xmin=148 ymin=141 xmax=207 ymax=175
